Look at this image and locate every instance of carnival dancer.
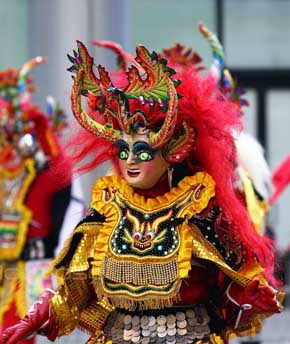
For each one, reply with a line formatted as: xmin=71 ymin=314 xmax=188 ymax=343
xmin=0 ymin=32 xmax=283 ymax=344
xmin=0 ymin=58 xmax=72 ymax=344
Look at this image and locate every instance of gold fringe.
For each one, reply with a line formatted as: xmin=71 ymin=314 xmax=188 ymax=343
xmin=101 ymin=255 xmax=178 ymax=285
xmin=94 ymin=278 xmax=180 ymax=311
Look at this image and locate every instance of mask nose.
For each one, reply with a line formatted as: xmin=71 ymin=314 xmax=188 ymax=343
xmin=126 ymin=151 xmax=137 ymax=165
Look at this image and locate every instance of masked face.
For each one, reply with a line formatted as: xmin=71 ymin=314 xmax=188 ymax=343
xmin=117 ymin=129 xmax=169 ymax=190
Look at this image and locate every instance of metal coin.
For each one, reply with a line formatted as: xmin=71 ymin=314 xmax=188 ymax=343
xmin=157 ymin=315 xmax=167 ymax=326
xmin=167 ymin=328 xmax=177 ymax=336
xmin=176 ymin=312 xmax=186 ymax=321
xmin=125 ymin=323 xmax=133 ymax=330
xmin=187 ymin=332 xmax=198 ymax=340
xmin=148 ymin=316 xmax=156 ymax=327
xmin=166 ymin=334 xmax=175 ymax=341
xmin=196 ymin=332 xmax=205 ymax=339
xmin=132 ymin=324 xmax=141 ymax=331
xmin=123 ymin=333 xmax=132 ymax=341
xmin=157 ymin=331 xmax=167 ymax=338
xmin=124 ymin=329 xmax=132 ymax=336
xmin=185 ymin=309 xmax=195 ymax=319
xmin=132 ymin=329 xmax=141 ymax=337
xmin=132 ymin=335 xmax=141 ymax=343
xmin=177 ymin=328 xmax=187 ymax=336
xmin=124 ymin=314 xmax=132 ymax=325
xmin=167 ymin=322 xmax=176 ymax=329
xmin=141 ymin=323 xmax=150 ymax=330
xmin=141 ymin=337 xmax=151 ymax=344
xmin=157 ymin=325 xmax=166 ymax=333
xmin=142 ymin=329 xmax=151 ymax=337
xmin=167 ymin=314 xmax=176 ymax=324
xmin=187 ymin=317 xmax=197 ymax=326
xmin=149 ymin=324 xmax=158 ymax=332
xmin=177 ymin=320 xmax=187 ymax=329
xmin=132 ymin=315 xmax=141 ymax=326
xmin=141 ymin=316 xmax=149 ymax=327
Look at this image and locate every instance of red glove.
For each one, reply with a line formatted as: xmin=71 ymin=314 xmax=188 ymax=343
xmin=0 ymin=289 xmax=59 ymax=344
xmin=224 ymin=280 xmax=280 ymax=328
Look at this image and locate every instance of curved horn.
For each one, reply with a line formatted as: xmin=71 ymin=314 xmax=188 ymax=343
xmin=92 ymin=40 xmax=144 ymax=73
xmin=151 ymin=209 xmax=173 ymax=233
xmin=149 ymin=79 xmax=178 ymax=149
xmin=126 ymin=209 xmax=140 ymax=231
xmin=198 ymin=23 xmax=224 ymax=82
xmin=71 ymin=69 xmax=121 ymax=142
xmin=17 ymin=56 xmax=46 ymax=93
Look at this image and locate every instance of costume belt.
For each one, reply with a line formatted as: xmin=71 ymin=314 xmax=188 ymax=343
xmin=103 ymin=305 xmax=211 ymax=344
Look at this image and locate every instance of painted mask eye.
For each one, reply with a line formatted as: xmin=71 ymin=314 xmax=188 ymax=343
xmin=137 ymin=151 xmax=153 ymax=162
xmin=145 ymin=231 xmax=155 ymax=241
xmin=119 ymin=150 xmax=128 ymax=160
xmin=133 ymin=232 xmax=142 ymax=241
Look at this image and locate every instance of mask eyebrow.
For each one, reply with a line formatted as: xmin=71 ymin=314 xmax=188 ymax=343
xmin=132 ymin=141 xmax=155 ymax=155
xmin=117 ymin=139 xmax=129 ymax=151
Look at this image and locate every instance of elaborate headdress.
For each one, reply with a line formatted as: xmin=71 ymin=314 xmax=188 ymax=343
xmin=0 ymin=57 xmax=67 ymax=165
xmin=68 ymin=41 xmax=195 ymax=163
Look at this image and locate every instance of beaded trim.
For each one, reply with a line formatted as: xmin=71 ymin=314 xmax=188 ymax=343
xmin=101 ymin=255 xmax=178 ymax=285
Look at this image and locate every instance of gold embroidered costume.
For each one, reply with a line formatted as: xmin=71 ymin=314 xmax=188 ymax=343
xmin=49 ymin=173 xmax=282 ymax=343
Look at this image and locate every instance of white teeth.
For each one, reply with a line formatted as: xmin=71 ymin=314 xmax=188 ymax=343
xmin=128 ymin=169 xmax=140 ymax=174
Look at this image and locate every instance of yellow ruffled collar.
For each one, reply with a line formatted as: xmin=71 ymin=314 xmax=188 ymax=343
xmin=91 ymin=172 xmax=215 ymax=212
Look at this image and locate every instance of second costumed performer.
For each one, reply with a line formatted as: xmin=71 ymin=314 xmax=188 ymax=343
xmin=0 ymin=33 xmax=283 ymax=344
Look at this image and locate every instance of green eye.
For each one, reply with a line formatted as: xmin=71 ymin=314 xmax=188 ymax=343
xmin=119 ymin=150 xmax=128 ymax=160
xmin=138 ymin=151 xmax=152 ymax=162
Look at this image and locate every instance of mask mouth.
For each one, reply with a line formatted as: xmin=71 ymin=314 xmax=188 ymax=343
xmin=127 ymin=169 xmax=140 ymax=178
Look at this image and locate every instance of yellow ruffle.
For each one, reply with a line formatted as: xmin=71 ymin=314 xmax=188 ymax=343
xmin=91 ymin=172 xmax=215 ymax=212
